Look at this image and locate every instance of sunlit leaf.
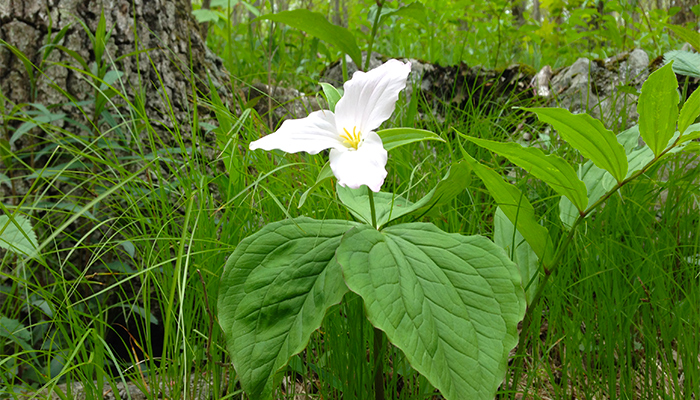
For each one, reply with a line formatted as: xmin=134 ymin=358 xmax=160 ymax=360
xmin=461 ymin=133 xmax=588 ymax=211
xmin=678 ymin=84 xmax=700 ymax=135
xmin=377 ymin=127 xmax=445 ymax=151
xmin=524 ymin=107 xmax=628 ymax=182
xmin=638 ymin=62 xmax=679 ymax=157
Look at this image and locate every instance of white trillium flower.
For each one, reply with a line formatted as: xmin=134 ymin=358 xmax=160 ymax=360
xmin=249 ymin=59 xmax=412 ymax=192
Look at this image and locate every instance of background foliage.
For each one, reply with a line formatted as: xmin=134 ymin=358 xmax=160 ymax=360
xmin=1 ymin=0 xmax=699 ymax=398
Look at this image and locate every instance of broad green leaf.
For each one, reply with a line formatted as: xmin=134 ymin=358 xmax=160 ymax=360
xmin=337 ymin=223 xmax=526 ymax=400
xmin=377 ymin=128 xmax=446 ymax=151
xmin=319 ymin=82 xmax=342 ymax=112
xmin=298 ymin=162 xmax=334 ymax=208
xmin=494 ymin=207 xmax=538 ymax=304
xmin=638 ymin=62 xmax=679 ymax=157
xmin=258 ymin=10 xmax=362 ymax=69
xmin=524 ymin=107 xmax=628 ymax=182
xmin=679 ymin=85 xmax=700 ymax=135
xmin=462 ymin=134 xmax=588 ymax=211
xmin=460 ymin=149 xmax=554 ymax=264
xmin=663 ymin=23 xmax=700 ymax=51
xmin=0 ymin=214 xmax=41 ymax=260
xmin=336 ymin=184 xmax=414 ymax=228
xmin=664 ymin=50 xmax=700 ymax=79
xmin=0 ymin=173 xmax=9 ymax=188
xmin=217 ymin=218 xmax=356 ymax=400
xmin=408 ymin=161 xmax=472 ymax=217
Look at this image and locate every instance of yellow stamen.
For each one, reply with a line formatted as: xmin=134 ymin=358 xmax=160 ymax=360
xmin=340 ymin=126 xmax=362 ymax=150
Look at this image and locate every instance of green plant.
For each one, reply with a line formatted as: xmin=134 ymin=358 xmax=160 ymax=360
xmin=217 ymin=60 xmax=526 ymax=400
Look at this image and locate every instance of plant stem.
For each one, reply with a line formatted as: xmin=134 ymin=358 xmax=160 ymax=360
xmin=367 ymin=187 xmax=378 ymax=228
xmin=365 ymin=0 xmax=385 ymax=71
xmin=373 ymin=327 xmax=385 ymax=400
xmin=508 ymin=144 xmax=681 ymax=395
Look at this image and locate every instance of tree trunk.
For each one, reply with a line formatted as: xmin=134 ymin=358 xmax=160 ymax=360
xmin=0 ymin=0 xmax=232 ymax=172
xmin=671 ymin=0 xmax=697 ymax=26
xmin=511 ymin=0 xmax=526 ymax=27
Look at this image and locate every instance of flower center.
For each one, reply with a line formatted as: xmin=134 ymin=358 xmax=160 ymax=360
xmin=340 ymin=126 xmax=362 ymax=150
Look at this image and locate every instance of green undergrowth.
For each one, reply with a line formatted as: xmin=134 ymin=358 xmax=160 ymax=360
xmin=2 ymin=4 xmax=700 ymax=399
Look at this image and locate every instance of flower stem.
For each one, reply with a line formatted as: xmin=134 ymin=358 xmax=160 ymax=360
xmin=373 ymin=327 xmax=386 ymax=400
xmin=365 ymin=0 xmax=385 ymax=71
xmin=367 ymin=187 xmax=378 ymax=229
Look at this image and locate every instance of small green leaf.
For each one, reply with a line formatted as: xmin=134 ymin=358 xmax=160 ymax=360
xmin=319 ymin=82 xmax=342 ymax=112
xmin=11 ymin=112 xmax=67 ymax=146
xmin=679 ymin=123 xmax=700 ymax=144
xmin=617 ymin=125 xmax=641 ymax=153
xmin=679 ymin=86 xmax=700 ymax=135
xmin=258 ymin=10 xmax=362 ymax=69
xmin=381 ymin=1 xmax=428 ymax=27
xmin=461 ymin=133 xmax=588 ymax=211
xmin=638 ymin=62 xmax=679 ymax=157
xmin=559 ymin=161 xmax=609 ymax=229
xmin=298 ymin=162 xmax=334 ymax=208
xmin=337 ymin=223 xmax=526 ymax=400
xmin=494 ymin=207 xmax=538 ymax=304
xmin=408 ymin=161 xmax=472 ymax=217
xmin=217 ymin=218 xmax=356 ymax=400
xmin=0 ymin=214 xmax=41 ymax=260
xmin=525 ymin=107 xmax=628 ymax=182
xmin=193 ymin=9 xmax=222 ymax=23
xmin=0 ymin=317 xmax=32 ymax=351
xmin=460 ymin=148 xmax=554 ymax=264
xmin=377 ymin=128 xmax=445 ymax=151
xmin=663 ymin=23 xmax=700 ymax=51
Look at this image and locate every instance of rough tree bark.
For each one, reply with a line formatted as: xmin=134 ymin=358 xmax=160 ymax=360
xmin=0 ymin=0 xmax=232 ymax=174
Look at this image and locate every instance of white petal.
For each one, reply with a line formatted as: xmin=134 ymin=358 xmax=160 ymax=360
xmin=329 ymin=132 xmax=388 ymax=192
xmin=334 ymin=59 xmax=411 ymax=135
xmin=249 ymin=110 xmax=343 ymax=154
